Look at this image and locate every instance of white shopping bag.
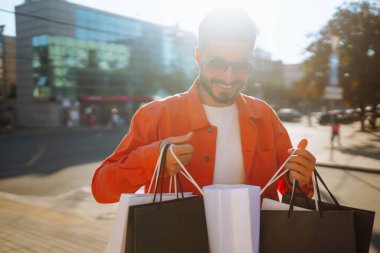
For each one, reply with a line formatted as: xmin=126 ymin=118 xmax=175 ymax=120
xmin=105 ymin=192 xmax=193 ymax=253
xmin=203 ymin=184 xmax=261 ymax=253
xmin=261 ymin=197 xmax=311 ymax=211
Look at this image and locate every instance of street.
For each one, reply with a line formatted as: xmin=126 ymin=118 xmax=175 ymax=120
xmin=0 ymin=117 xmax=379 ymax=252
xmin=0 ymin=126 xmax=126 ymax=195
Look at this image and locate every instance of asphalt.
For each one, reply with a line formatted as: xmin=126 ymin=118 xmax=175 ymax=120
xmin=0 ymin=120 xmax=379 ymax=253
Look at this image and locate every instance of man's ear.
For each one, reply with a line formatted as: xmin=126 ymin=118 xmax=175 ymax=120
xmin=195 ymin=48 xmax=201 ymax=68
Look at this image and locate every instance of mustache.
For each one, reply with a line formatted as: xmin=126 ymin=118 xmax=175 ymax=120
xmin=211 ymin=79 xmax=243 ymax=86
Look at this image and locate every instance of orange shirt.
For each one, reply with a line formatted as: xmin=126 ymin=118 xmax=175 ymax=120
xmin=91 ymin=79 xmax=313 ymax=203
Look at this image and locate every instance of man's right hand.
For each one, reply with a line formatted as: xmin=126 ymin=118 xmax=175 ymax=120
xmin=159 ymin=132 xmax=194 ymax=176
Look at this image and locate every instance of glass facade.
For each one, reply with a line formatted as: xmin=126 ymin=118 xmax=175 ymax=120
xmin=75 ymin=9 xmax=163 ymax=69
xmin=75 ymin=9 xmax=143 ymax=42
xmin=32 ymin=34 xmax=130 ymax=99
xmin=30 ymin=6 xmax=196 ymax=101
xmin=15 ymin=0 xmax=197 ymax=127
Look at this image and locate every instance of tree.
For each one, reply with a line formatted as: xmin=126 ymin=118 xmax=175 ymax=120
xmin=302 ymin=1 xmax=380 ymax=130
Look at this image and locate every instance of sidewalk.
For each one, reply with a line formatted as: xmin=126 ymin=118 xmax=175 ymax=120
xmin=285 ymin=120 xmax=380 ymax=171
xmin=0 ymin=120 xmax=379 ymax=252
xmin=0 ymin=187 xmax=118 ymax=252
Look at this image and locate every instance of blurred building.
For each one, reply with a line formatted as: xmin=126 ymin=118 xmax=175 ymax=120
xmin=251 ymin=48 xmax=284 ymax=86
xmin=245 ymin=48 xmax=285 ymax=106
xmin=283 ymin=64 xmax=303 ymax=89
xmin=15 ymin=0 xmax=196 ymax=127
xmin=252 ymin=48 xmax=284 ymax=84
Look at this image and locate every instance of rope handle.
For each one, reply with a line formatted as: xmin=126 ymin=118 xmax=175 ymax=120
xmin=260 ymin=148 xmax=297 ymax=195
xmin=169 ymin=145 xmax=204 ymax=195
xmin=147 ymin=143 xmax=166 ymax=193
xmin=260 ymin=148 xmax=322 ymax=213
xmin=148 ymin=143 xmax=204 ymax=196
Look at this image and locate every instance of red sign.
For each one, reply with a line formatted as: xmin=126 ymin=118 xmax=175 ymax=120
xmin=81 ymin=95 xmax=152 ymax=103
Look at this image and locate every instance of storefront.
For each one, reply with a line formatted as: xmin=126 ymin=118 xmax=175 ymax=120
xmin=80 ymin=95 xmax=153 ymax=126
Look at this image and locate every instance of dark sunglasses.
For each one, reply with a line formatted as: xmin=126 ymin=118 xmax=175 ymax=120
xmin=201 ymin=51 xmax=253 ymax=75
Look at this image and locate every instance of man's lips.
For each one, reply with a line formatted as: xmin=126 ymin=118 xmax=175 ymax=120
xmin=215 ymin=81 xmax=233 ymax=89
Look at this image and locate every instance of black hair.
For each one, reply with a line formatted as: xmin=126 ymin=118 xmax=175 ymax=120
xmin=198 ymin=7 xmax=257 ymax=50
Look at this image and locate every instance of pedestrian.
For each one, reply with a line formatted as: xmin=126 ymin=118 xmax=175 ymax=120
xmin=3 ymin=117 xmax=13 ymax=135
xmin=331 ymin=115 xmax=342 ymax=147
xmin=110 ymin=108 xmax=120 ymax=127
xmin=91 ymin=7 xmax=316 ymax=203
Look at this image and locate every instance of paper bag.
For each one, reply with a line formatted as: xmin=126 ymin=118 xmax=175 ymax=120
xmin=203 ymin=184 xmax=260 ymax=253
xmin=105 ymin=193 xmax=192 ymax=253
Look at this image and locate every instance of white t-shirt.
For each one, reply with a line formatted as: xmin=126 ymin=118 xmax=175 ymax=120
xmin=203 ymin=103 xmax=246 ymax=184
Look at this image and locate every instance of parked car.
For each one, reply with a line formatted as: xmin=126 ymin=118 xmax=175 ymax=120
xmin=365 ymin=104 xmax=380 ymax=117
xmin=344 ymin=108 xmax=361 ymax=122
xmin=277 ymin=108 xmax=302 ymax=122
xmin=317 ymin=109 xmax=352 ymax=125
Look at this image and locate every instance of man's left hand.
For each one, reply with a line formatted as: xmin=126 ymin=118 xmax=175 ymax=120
xmin=286 ymin=139 xmax=316 ymax=187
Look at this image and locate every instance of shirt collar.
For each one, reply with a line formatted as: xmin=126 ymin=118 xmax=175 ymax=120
xmin=185 ymin=78 xmax=262 ymax=131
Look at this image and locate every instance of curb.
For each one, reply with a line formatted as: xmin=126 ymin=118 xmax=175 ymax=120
xmin=316 ymin=162 xmax=380 ymax=174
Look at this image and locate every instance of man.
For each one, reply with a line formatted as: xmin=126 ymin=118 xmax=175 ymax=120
xmin=92 ymin=7 xmax=315 ymax=203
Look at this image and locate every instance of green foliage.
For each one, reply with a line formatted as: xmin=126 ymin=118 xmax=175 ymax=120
xmin=300 ymin=1 xmax=380 ymax=107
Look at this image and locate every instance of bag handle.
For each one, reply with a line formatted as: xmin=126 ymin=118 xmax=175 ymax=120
xmin=259 ymin=148 xmax=339 ymax=215
xmin=149 ymin=143 xmax=204 ymax=203
xmin=260 ymin=149 xmax=297 ymax=195
xmin=147 ymin=143 xmax=167 ymax=193
xmin=152 ymin=143 xmax=171 ymax=203
xmin=287 ymin=172 xmax=324 ymax=217
xmin=314 ymin=170 xmax=341 ymax=208
xmin=288 ymin=169 xmax=343 ymax=217
xmin=168 ymin=145 xmax=204 ymax=195
xmin=147 ymin=143 xmax=187 ymax=197
xmin=151 ymin=143 xmax=185 ymax=203
xmin=291 ymin=169 xmax=342 ymax=209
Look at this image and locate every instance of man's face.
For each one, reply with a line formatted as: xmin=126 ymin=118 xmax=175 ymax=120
xmin=197 ymin=41 xmax=252 ymax=107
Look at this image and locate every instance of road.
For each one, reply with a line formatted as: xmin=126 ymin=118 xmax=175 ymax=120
xmin=0 ymin=126 xmax=127 ymax=195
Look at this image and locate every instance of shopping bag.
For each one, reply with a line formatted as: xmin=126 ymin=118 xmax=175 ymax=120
xmin=105 ymin=193 xmax=193 ymax=253
xmin=126 ymin=195 xmax=209 ymax=253
xmin=125 ymin=143 xmax=209 ymax=253
xmin=260 ymin=207 xmax=356 ymax=253
xmin=203 ymin=184 xmax=260 ymax=253
xmin=261 ymin=197 xmax=310 ymax=211
xmin=259 ymin=158 xmax=357 ymax=253
xmin=282 ymin=170 xmax=375 ymax=253
xmin=260 ymin=208 xmax=356 ymax=253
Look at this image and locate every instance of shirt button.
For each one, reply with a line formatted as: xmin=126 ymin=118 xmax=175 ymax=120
xmin=204 ymin=155 xmax=210 ymax=162
xmin=207 ymin=127 xmax=213 ymax=133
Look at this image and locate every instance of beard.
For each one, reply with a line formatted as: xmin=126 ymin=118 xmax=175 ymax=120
xmin=199 ymin=72 xmax=245 ymax=105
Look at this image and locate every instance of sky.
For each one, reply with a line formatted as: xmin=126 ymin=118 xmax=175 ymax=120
xmin=0 ymin=0 xmax=354 ymax=64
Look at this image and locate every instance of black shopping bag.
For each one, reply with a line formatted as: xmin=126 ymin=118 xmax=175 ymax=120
xmin=126 ymin=196 xmax=209 ymax=253
xmin=260 ymin=209 xmax=356 ymax=253
xmin=260 ymin=171 xmax=357 ymax=253
xmin=282 ymin=170 xmax=375 ymax=253
xmin=125 ymin=144 xmax=209 ymax=253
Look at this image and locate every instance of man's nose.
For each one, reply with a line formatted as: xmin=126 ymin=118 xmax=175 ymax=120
xmin=221 ymin=65 xmax=237 ymax=83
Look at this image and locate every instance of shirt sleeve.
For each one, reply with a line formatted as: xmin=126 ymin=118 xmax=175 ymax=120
xmin=91 ymin=107 xmax=161 ymax=203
